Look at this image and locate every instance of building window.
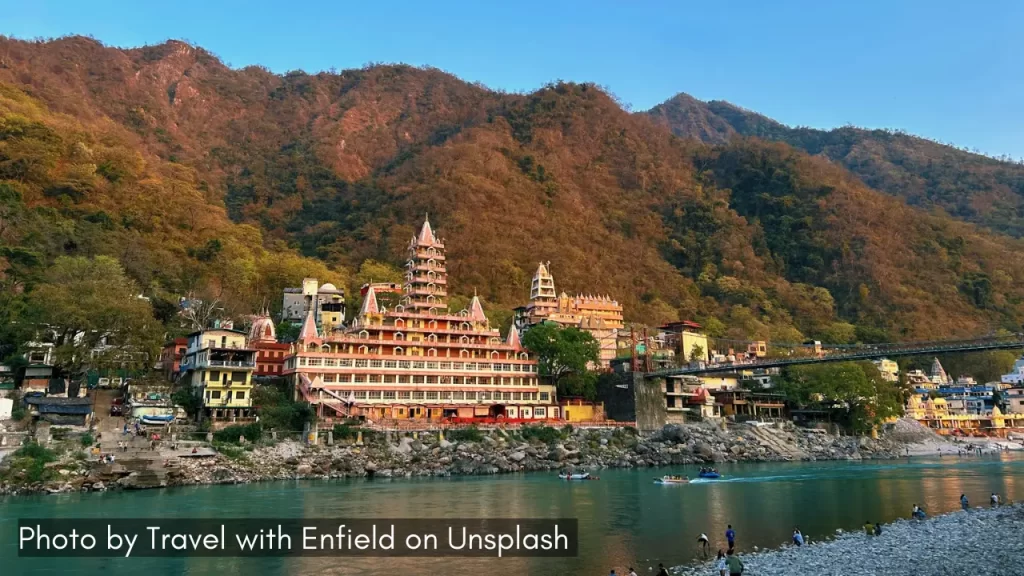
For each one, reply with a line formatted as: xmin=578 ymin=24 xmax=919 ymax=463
xmin=539 ymin=392 xmax=550 ymax=401
xmin=236 ymin=391 xmax=245 ymax=400
xmin=535 ymin=408 xmax=546 ymax=417
xmin=209 ymin=371 xmax=220 ymax=382
xmin=232 ymin=372 xmax=246 ymax=382
xmin=383 ymin=391 xmax=396 ymax=400
xmin=211 ymin=391 xmax=222 ymax=400
xmin=412 ymin=391 xmax=425 ymax=400
xmin=426 ymin=391 xmax=438 ymax=400
xmin=398 ymin=391 xmax=411 ymax=400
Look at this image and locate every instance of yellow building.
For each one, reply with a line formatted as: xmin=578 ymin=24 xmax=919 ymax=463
xmin=180 ymin=328 xmax=257 ymax=423
xmin=559 ymin=399 xmax=605 ymax=422
xmin=514 ymin=262 xmax=624 ymax=367
xmin=872 ymin=358 xmax=900 ymax=382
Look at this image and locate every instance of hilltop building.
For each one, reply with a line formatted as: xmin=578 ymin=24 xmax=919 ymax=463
xmin=158 ymin=338 xmax=189 ymax=381
xmin=248 ymin=311 xmax=290 ymax=379
xmin=180 ymin=328 xmax=256 ymax=424
xmin=282 ymin=279 xmax=346 ymax=333
xmin=659 ymin=321 xmax=710 ymax=364
xmin=285 ymin=217 xmax=558 ymax=422
xmin=872 ymin=358 xmax=900 ymax=383
xmin=513 ymin=262 xmax=624 ymax=367
xmin=930 ymin=357 xmax=951 ymax=386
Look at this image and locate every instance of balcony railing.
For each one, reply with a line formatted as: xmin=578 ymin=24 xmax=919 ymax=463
xmin=208 ymin=360 xmax=256 ymax=368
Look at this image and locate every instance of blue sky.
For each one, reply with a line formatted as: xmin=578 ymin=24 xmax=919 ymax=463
xmin=3 ymin=0 xmax=1022 ymax=157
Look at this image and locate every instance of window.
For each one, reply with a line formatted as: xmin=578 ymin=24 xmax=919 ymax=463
xmin=235 ymin=391 xmax=245 ymax=400
xmin=324 ymin=374 xmax=336 ymax=383
xmin=539 ymin=392 xmax=550 ymax=402
xmin=535 ymin=407 xmax=546 ymax=417
xmin=465 ymin=392 xmax=477 ymax=400
xmin=412 ymin=391 xmax=425 ymax=400
xmin=426 ymin=391 xmax=438 ymax=400
xmin=209 ymin=371 xmax=220 ymax=382
xmin=232 ymin=372 xmax=246 ymax=382
xmin=398 ymin=391 xmax=411 ymax=400
xmin=210 ymin=390 xmax=222 ymax=399
xmin=354 ymin=391 xmax=367 ymax=400
xmin=383 ymin=391 xmax=396 ymax=400
xmin=367 ymin=391 xmax=382 ymax=400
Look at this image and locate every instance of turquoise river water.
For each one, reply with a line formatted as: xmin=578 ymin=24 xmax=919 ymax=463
xmin=4 ymin=453 xmax=1023 ymax=575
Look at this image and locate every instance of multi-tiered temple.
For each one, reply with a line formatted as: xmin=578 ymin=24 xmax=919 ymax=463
xmin=285 ymin=217 xmax=560 ymax=422
xmin=514 ymin=262 xmax=624 ymax=366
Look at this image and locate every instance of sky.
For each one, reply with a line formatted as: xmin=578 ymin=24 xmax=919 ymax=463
xmin=2 ymin=0 xmax=1022 ymax=157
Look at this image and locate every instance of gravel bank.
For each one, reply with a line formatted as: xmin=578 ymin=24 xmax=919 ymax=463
xmin=673 ymin=504 xmax=1024 ymax=576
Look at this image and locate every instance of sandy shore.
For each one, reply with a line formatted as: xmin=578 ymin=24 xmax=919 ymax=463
xmin=673 ymin=504 xmax=1024 ymax=576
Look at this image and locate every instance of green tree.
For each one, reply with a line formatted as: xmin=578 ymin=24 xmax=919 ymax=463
xmin=24 ymin=256 xmax=162 ymax=378
xmin=779 ymin=361 xmax=902 ymax=433
xmin=171 ymin=387 xmax=202 ymax=419
xmin=522 ymin=323 xmax=600 ymax=398
xmin=688 ymin=343 xmax=705 ymax=363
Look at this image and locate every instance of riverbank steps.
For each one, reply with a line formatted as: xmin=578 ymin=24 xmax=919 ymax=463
xmin=672 ymin=504 xmax=1024 ymax=576
xmin=0 ymin=418 xmax=992 ymax=496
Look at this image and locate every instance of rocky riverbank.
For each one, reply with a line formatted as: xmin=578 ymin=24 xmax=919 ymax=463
xmin=672 ymin=504 xmax=1024 ymax=576
xmin=0 ymin=419 xmax=953 ymax=496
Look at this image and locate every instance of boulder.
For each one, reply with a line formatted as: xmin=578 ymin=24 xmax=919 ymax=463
xmin=296 ymin=464 xmax=313 ymax=475
xmin=510 ymin=451 xmax=527 ymax=462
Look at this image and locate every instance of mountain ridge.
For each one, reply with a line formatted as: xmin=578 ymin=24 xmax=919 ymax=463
xmin=3 ymin=35 xmax=1024 ymax=345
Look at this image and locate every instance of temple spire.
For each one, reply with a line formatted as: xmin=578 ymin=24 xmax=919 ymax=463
xmin=506 ymin=324 xmax=522 ymax=349
xmin=360 ymin=286 xmax=379 ymax=316
xmin=298 ymin=308 xmax=319 ymax=341
xmin=417 ymin=214 xmax=436 ymax=246
xmin=469 ymin=294 xmax=487 ymax=323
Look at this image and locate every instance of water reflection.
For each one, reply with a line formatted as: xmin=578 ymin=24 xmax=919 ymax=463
xmin=3 ymin=454 xmax=1023 ymax=576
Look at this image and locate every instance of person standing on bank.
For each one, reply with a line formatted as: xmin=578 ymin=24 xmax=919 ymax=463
xmin=725 ymin=525 xmax=736 ymax=551
xmin=715 ymin=550 xmax=728 ymax=576
xmin=725 ymin=549 xmax=744 ymax=576
xmin=961 ymin=494 xmax=969 ymax=510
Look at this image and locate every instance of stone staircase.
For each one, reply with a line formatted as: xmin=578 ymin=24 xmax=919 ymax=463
xmin=743 ymin=424 xmax=809 ymax=460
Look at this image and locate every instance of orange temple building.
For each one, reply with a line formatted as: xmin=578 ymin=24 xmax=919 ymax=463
xmin=285 ymin=217 xmax=560 ymax=422
xmin=514 ymin=262 xmax=624 ymax=367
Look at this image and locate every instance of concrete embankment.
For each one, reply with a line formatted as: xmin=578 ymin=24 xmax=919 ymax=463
xmin=672 ymin=504 xmax=1024 ymax=576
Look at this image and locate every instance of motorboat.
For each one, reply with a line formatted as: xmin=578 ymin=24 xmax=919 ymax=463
xmin=698 ymin=470 xmax=722 ymax=479
xmin=654 ymin=475 xmax=689 ymax=484
xmin=558 ymin=472 xmax=591 ymax=480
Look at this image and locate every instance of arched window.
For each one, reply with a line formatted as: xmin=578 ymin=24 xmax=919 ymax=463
xmin=307 ymin=343 xmax=318 ymax=352
xmin=428 ymin=320 xmax=437 ymax=329
xmin=520 ymin=352 xmax=529 ymax=360
xmin=427 ymin=334 xmax=437 ymax=342
xmin=489 ymin=337 xmax=501 ymax=345
xmin=358 ymin=345 xmax=369 ymax=354
xmin=321 ymin=344 xmax=331 ymax=353
xmin=460 ymin=349 xmax=469 ymax=358
xmin=358 ymin=330 xmax=369 ymax=339
xmin=428 ymin=348 xmax=437 ymax=357
xmin=394 ymin=332 xmax=405 ymax=341
xmin=428 ymin=307 xmax=438 ymax=315
xmin=395 ymin=318 xmax=405 ymax=327
xmin=460 ymin=322 xmax=470 ymax=331
xmin=459 ymin=335 xmax=470 ymax=344
xmin=426 ymin=295 xmax=436 ymax=304
xmin=490 ymin=351 xmax=499 ymax=359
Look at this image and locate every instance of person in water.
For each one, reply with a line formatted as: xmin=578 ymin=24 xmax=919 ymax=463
xmin=792 ymin=528 xmax=804 ymax=546
xmin=656 ymin=563 xmax=670 ymax=576
xmin=961 ymin=494 xmax=969 ymax=510
xmin=991 ymin=493 xmax=1000 ymax=507
xmin=864 ymin=521 xmax=874 ymax=535
xmin=697 ymin=533 xmax=710 ymax=557
xmin=628 ymin=567 xmax=638 ymax=576
xmin=873 ymin=523 xmax=882 ymax=536
xmin=725 ymin=525 xmax=736 ymax=550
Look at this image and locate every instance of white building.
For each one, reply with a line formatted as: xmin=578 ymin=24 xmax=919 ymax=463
xmin=282 ymin=278 xmax=346 ymax=331
xmin=1001 ymin=357 xmax=1024 ymax=387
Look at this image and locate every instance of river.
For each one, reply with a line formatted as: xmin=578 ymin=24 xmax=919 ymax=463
xmin=5 ymin=453 xmax=1023 ymax=575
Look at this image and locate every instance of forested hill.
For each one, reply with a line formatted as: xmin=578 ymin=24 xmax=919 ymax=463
xmin=3 ymin=35 xmax=1024 ymax=346
xmin=648 ymin=94 xmax=1024 ymax=238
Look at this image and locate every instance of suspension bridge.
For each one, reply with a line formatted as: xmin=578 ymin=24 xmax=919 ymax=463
xmin=645 ymin=333 xmax=1024 ymax=378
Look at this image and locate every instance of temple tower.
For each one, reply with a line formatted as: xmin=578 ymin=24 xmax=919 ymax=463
xmin=404 ymin=216 xmax=448 ymax=313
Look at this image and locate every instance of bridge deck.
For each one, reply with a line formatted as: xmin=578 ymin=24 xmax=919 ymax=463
xmin=646 ymin=337 xmax=1024 ymax=378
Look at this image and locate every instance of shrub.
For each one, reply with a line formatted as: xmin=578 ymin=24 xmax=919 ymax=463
xmin=446 ymin=426 xmax=484 ymax=442
xmin=520 ymin=425 xmax=560 ymax=445
xmin=13 ymin=442 xmax=57 ymax=462
xmin=212 ymin=423 xmax=262 ymax=444
xmin=80 ymin=433 xmax=95 ymax=447
xmin=332 ymin=423 xmax=360 ymax=440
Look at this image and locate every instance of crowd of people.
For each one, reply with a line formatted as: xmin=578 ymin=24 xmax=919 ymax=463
xmin=609 ymin=491 xmax=1011 ymax=576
